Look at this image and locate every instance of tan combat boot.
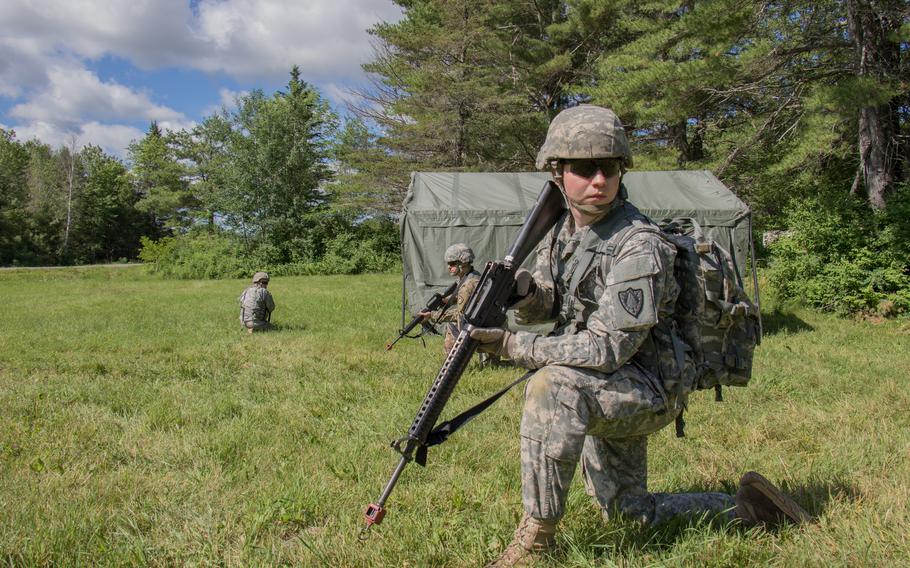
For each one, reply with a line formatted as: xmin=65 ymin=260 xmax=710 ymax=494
xmin=735 ymin=471 xmax=812 ymax=527
xmin=487 ymin=513 xmax=557 ymax=567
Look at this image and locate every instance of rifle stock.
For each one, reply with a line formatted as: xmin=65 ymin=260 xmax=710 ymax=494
xmin=362 ymin=181 xmax=565 ymax=537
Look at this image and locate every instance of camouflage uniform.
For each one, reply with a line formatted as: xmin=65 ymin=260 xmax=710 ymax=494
xmin=486 ymin=105 xmax=804 ymax=568
xmin=509 ymin=199 xmax=734 ymax=524
xmin=430 ymin=269 xmax=480 ymax=353
xmin=239 ymin=282 xmax=275 ymax=331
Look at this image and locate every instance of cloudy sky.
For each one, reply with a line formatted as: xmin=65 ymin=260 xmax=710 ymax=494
xmin=0 ymin=0 xmax=402 ymax=158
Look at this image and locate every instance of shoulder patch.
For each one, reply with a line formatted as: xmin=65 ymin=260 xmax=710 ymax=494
xmin=618 ymin=287 xmax=644 ymax=317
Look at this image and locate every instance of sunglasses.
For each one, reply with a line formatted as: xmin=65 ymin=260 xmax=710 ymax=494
xmin=564 ymin=159 xmax=622 ymax=179
xmin=447 ymin=261 xmax=460 ymax=267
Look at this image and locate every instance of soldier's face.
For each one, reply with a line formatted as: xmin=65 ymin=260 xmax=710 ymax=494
xmin=561 ymin=159 xmax=621 ymax=214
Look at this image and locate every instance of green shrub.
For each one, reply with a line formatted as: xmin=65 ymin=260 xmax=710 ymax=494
xmin=139 ymin=232 xmax=253 ymax=279
xmin=767 ymin=187 xmax=910 ymax=316
xmin=138 ymin=215 xmax=401 ymax=279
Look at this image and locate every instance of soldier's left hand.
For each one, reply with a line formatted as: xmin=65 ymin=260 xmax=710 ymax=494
xmin=469 ymin=327 xmax=514 ymax=357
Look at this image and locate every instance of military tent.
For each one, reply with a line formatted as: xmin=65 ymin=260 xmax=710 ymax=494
xmin=398 ymin=170 xmax=755 ymax=325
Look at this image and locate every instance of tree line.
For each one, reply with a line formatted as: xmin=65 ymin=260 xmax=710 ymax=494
xmin=336 ymin=0 xmax=909 ymax=315
xmin=341 ymin=0 xmax=908 ymax=218
xmin=0 ymin=67 xmax=398 ymax=273
xmin=1 ymin=1 xmax=907 ymax=314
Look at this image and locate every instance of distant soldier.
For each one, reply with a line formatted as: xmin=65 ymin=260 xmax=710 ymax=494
xmin=419 ymin=243 xmax=480 ymax=353
xmin=239 ymin=271 xmax=275 ymax=333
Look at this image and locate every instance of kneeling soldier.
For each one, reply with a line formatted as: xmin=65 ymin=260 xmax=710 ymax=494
xmin=468 ymin=105 xmax=810 ymax=566
xmin=239 ymin=271 xmax=275 ymax=333
xmin=420 ymin=243 xmax=480 ymax=353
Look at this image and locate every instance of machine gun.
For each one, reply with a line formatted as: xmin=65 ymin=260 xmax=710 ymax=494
xmin=361 ymin=181 xmax=565 ymax=537
xmin=385 ymin=281 xmax=458 ymax=350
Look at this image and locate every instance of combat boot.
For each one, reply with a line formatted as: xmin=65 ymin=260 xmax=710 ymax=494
xmin=734 ymin=471 xmax=812 ymax=527
xmin=487 ymin=513 xmax=557 ymax=567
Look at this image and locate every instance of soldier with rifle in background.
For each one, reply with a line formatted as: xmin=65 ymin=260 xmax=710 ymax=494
xmin=418 ymin=243 xmax=480 ymax=354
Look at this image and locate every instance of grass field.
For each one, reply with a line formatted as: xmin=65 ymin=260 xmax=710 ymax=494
xmin=1 ymin=266 xmax=908 ymax=567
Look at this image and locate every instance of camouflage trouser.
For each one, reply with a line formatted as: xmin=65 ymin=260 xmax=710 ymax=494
xmin=443 ymin=325 xmax=457 ymax=354
xmin=243 ymin=319 xmax=271 ymax=332
xmin=520 ymin=364 xmax=734 ymax=524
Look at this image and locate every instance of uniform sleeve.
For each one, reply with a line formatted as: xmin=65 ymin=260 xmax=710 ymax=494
xmin=432 ymin=277 xmax=478 ymax=322
xmin=513 ymin=239 xmax=557 ymax=324
xmin=509 ymin=232 xmax=676 ymax=372
xmin=454 ymin=276 xmax=479 ymax=313
xmin=263 ymin=290 xmax=275 ymax=312
xmin=428 ymin=294 xmax=455 ymax=322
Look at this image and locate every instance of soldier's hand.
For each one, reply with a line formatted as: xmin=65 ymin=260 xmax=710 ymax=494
xmin=418 ymin=310 xmax=432 ymax=321
xmin=469 ymin=327 xmax=513 ymax=357
xmin=510 ymin=268 xmax=536 ymax=309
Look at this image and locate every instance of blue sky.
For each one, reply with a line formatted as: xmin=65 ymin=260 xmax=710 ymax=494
xmin=0 ymin=0 xmax=403 ymax=159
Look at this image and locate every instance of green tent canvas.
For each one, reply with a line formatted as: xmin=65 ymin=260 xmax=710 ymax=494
xmin=399 ymin=170 xmax=755 ymax=325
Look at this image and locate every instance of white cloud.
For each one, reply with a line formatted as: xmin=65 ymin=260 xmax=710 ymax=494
xmin=10 ymin=65 xmax=189 ymax=126
xmin=189 ymin=0 xmax=403 ymax=81
xmin=4 ymin=62 xmax=194 ymax=159
xmin=0 ymin=0 xmax=403 ymax=156
xmin=201 ymin=87 xmax=250 ymax=116
xmin=8 ymin=120 xmax=144 ymax=159
xmin=77 ymin=122 xmax=147 ymax=157
xmin=321 ymin=83 xmax=363 ymax=110
xmin=0 ymin=0 xmax=402 ymax=84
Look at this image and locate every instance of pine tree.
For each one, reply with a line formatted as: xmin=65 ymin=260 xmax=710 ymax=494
xmin=223 ymin=67 xmax=337 ymax=260
xmin=129 ymin=121 xmax=194 ymax=231
xmin=845 ymin=0 xmax=909 ymax=209
xmin=172 ymin=115 xmax=234 ymax=228
xmin=348 ymin=0 xmax=613 ymax=211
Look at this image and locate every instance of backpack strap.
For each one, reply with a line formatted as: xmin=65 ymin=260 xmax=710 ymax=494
xmin=547 ymin=214 xmax=567 ymax=320
xmin=566 ymin=204 xmax=653 ymax=299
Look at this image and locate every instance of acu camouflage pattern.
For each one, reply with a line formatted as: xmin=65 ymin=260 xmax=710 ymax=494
xmin=444 ymin=243 xmax=475 ymax=265
xmin=239 ymin=284 xmax=275 ymax=329
xmin=508 ymin=202 xmax=733 ymax=523
xmin=430 ymin=269 xmax=480 ymax=352
xmin=659 ymin=218 xmax=761 ymax=390
xmin=535 ymin=105 xmax=633 ymax=170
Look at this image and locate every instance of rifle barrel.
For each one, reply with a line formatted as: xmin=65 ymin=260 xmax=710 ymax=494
xmin=363 ymin=181 xmax=565 ymax=536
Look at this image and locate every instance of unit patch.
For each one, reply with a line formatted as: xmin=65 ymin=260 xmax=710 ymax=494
xmin=618 ymin=287 xmax=644 ymax=317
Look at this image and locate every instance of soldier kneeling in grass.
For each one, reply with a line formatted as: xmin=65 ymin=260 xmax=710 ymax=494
xmin=419 ymin=243 xmax=481 ymax=354
xmin=469 ymin=105 xmax=811 ymax=567
xmin=239 ymin=271 xmax=275 ymax=333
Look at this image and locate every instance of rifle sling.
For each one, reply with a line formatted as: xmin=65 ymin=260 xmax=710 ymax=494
xmin=415 ymin=370 xmax=535 ymax=466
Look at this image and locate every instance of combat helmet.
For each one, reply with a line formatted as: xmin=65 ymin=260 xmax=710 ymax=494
xmin=252 ymin=271 xmax=270 ymax=284
xmin=535 ymin=105 xmax=633 ymax=170
xmin=444 ymin=243 xmax=474 ymax=265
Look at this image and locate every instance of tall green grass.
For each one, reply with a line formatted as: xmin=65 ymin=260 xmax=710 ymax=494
xmin=1 ymin=267 xmax=908 ymax=566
